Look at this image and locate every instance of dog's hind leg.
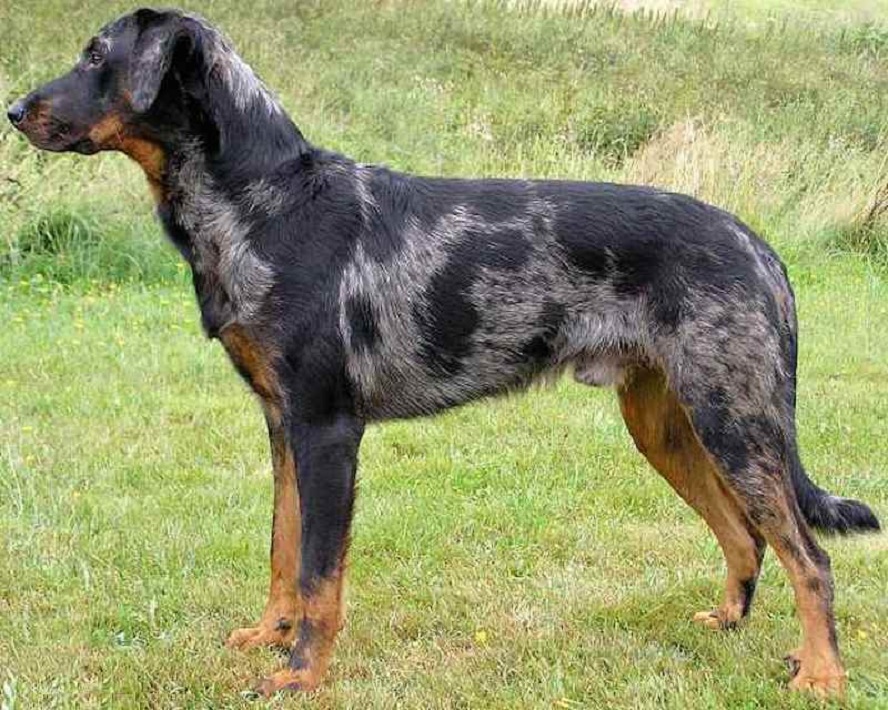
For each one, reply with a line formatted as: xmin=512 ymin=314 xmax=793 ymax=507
xmin=664 ymin=344 xmax=846 ymax=696
xmin=226 ymin=404 xmax=302 ymax=650
xmin=617 ymin=365 xmax=765 ymax=630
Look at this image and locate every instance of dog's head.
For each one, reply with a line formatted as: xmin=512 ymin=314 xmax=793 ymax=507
xmin=7 ymin=8 xmax=283 ymax=183
xmin=7 ymin=9 xmax=202 ymax=156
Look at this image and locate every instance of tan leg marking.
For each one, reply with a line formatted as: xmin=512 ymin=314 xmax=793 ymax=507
xmin=763 ymin=493 xmax=846 ymax=697
xmin=216 ymin=327 xmax=303 ymax=650
xmin=226 ymin=406 xmax=302 ymax=650
xmin=618 ymin=366 xmax=763 ymax=629
xmin=255 ymin=573 xmax=346 ymax=695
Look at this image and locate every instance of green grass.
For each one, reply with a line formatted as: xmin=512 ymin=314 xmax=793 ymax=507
xmin=1 ymin=1 xmax=887 ymax=708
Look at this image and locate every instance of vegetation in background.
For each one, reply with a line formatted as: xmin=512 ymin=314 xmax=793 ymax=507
xmin=0 ymin=1 xmax=886 ymax=708
xmin=3 ymin=0 xmax=888 ymax=279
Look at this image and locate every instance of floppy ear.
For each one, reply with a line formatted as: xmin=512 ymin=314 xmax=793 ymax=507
xmin=129 ymin=17 xmax=184 ymax=113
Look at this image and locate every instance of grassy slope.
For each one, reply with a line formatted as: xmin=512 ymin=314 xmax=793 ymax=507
xmin=573 ymin=0 xmax=888 ymax=27
xmin=0 ymin=1 xmax=886 ymax=708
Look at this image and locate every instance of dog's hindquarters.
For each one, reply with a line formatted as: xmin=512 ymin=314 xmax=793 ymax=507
xmin=621 ymin=229 xmax=878 ymax=694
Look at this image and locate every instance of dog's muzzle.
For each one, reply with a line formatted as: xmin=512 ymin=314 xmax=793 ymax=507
xmin=7 ymin=100 xmax=26 ymax=127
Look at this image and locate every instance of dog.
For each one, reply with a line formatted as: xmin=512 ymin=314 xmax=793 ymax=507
xmin=8 ymin=7 xmax=880 ymax=698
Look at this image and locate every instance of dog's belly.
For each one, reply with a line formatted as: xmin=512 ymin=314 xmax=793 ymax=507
xmin=350 ymin=348 xmax=545 ymax=420
xmin=346 ymin=301 xmax=644 ymax=421
xmin=351 ymin=347 xmax=639 ymax=421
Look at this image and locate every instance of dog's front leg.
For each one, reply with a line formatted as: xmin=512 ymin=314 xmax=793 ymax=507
xmin=256 ymin=413 xmax=363 ymax=695
xmin=226 ymin=404 xmax=302 ymax=649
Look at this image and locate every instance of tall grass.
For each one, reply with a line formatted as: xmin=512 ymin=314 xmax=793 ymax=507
xmin=2 ymin=0 xmax=888 ymax=283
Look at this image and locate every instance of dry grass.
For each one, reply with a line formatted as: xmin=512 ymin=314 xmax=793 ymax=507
xmin=526 ymin=0 xmax=888 ymax=26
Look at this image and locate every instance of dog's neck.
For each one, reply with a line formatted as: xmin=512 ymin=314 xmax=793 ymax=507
xmin=120 ymin=22 xmax=309 ymax=202
xmin=154 ymin=141 xmax=283 ymax=337
xmin=118 ymin=28 xmax=313 ymax=337
xmin=202 ymin=45 xmax=307 ymax=164
xmin=191 ymin=31 xmax=308 ymax=179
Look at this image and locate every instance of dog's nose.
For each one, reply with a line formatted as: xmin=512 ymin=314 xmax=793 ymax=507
xmin=7 ymin=101 xmax=26 ymax=126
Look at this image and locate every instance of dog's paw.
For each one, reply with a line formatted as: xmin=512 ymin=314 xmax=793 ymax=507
xmin=784 ymin=649 xmax=846 ymax=697
xmin=253 ymin=669 xmax=320 ymax=696
xmin=788 ymin=671 xmax=847 ymax=697
xmin=692 ymin=606 xmax=741 ymax=630
xmin=225 ymin=617 xmax=296 ymax=650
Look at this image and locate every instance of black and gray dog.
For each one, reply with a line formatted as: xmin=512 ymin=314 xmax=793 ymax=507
xmin=8 ymin=7 xmax=880 ymax=697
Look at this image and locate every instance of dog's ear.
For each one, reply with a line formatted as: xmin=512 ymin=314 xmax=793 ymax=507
xmin=129 ymin=13 xmax=187 ymax=114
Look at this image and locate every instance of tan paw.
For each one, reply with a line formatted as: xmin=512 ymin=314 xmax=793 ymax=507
xmin=789 ymin=671 xmax=847 ymax=697
xmin=692 ymin=606 xmax=742 ymax=630
xmin=784 ymin=650 xmax=846 ymax=697
xmin=254 ymin=668 xmax=321 ymax=696
xmin=225 ymin=616 xmax=296 ymax=650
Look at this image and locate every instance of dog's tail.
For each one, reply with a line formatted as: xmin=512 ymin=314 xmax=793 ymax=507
xmin=790 ymin=448 xmax=881 ymax=535
xmin=760 ymin=240 xmax=882 ymax=535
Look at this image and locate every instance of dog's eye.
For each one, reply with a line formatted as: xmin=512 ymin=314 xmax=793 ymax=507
xmin=87 ymin=49 xmax=104 ymax=66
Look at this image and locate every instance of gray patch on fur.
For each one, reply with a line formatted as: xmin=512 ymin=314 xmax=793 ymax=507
xmin=95 ymin=35 xmax=113 ymax=54
xmin=339 ymin=192 xmax=656 ymax=419
xmin=354 ymin=166 xmax=379 ymax=227
xmin=184 ymin=12 xmax=283 ymax=116
xmin=339 ymin=207 xmax=468 ymax=416
xmin=243 ymin=179 xmax=289 ymax=217
xmin=171 ymin=146 xmax=274 ymax=325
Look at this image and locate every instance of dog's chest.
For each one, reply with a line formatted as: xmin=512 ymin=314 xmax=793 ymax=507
xmin=161 ymin=168 xmax=274 ymax=337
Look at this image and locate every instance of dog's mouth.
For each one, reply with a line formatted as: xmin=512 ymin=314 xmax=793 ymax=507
xmin=18 ymin=122 xmax=99 ymax=154
xmin=12 ymin=105 xmax=99 ymax=155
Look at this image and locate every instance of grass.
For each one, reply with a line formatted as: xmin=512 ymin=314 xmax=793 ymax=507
xmin=0 ymin=0 xmax=887 ymax=708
